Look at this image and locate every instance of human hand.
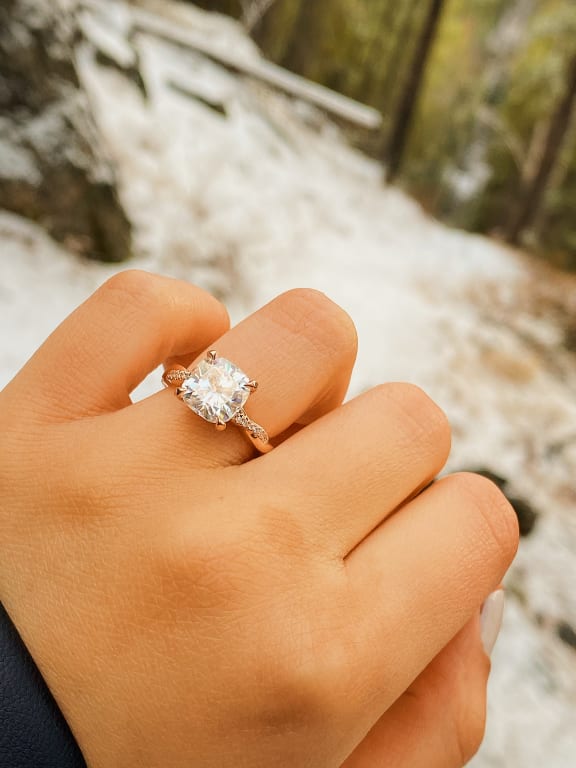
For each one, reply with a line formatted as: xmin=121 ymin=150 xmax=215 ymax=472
xmin=0 ymin=271 xmax=518 ymax=767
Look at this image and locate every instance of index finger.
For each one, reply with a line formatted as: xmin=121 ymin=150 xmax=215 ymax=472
xmin=5 ymin=271 xmax=230 ymax=420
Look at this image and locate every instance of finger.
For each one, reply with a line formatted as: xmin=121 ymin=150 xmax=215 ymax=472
xmin=254 ymin=383 xmax=451 ymax=555
xmin=345 ymin=474 xmax=518 ymax=714
xmin=130 ymin=288 xmax=358 ymax=466
xmin=8 ymin=271 xmax=230 ymax=419
xmin=342 ymin=615 xmax=490 ymax=768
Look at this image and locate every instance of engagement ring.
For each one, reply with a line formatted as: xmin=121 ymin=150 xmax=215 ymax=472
xmin=162 ymin=351 xmax=272 ymax=453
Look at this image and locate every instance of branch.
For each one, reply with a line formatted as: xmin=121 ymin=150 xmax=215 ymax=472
xmin=240 ymin=0 xmax=278 ymax=32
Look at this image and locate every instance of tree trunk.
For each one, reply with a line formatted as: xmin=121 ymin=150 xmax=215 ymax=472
xmin=377 ymin=0 xmax=421 ymax=114
xmin=357 ymin=0 xmax=399 ymax=105
xmin=187 ymin=0 xmax=241 ymax=18
xmin=0 ymin=0 xmax=132 ymax=261
xmin=505 ymin=51 xmax=576 ymax=245
xmin=251 ymin=0 xmax=303 ymax=62
xmin=280 ymin=0 xmax=333 ymax=76
xmin=383 ymin=0 xmax=446 ymax=182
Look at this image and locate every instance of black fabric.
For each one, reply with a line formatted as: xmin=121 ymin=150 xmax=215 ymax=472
xmin=0 ymin=601 xmax=87 ymax=768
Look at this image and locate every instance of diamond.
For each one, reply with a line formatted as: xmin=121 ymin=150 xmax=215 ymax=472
xmin=180 ymin=356 xmax=251 ymax=424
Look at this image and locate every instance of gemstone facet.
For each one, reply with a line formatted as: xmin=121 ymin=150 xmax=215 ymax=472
xmin=180 ymin=356 xmax=251 ymax=424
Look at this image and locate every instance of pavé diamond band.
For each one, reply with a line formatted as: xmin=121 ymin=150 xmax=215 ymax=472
xmin=162 ymin=351 xmax=272 ymax=453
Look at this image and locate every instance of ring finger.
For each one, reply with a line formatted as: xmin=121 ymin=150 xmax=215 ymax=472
xmin=130 ymin=288 xmax=358 ymax=466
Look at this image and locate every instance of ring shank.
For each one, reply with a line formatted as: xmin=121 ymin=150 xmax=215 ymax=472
xmin=245 ymin=433 xmax=274 ymax=454
xmin=233 ymin=409 xmax=273 ymax=454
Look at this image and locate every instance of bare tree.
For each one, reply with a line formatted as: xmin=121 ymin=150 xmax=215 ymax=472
xmin=383 ymin=0 xmax=447 ymax=182
xmin=357 ymin=0 xmax=399 ymax=104
xmin=280 ymin=0 xmax=333 ymax=75
xmin=506 ymin=50 xmax=576 ymax=245
xmin=377 ymin=0 xmax=421 ymax=112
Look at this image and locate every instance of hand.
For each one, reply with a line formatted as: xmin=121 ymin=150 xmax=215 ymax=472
xmin=0 ymin=271 xmax=518 ymax=767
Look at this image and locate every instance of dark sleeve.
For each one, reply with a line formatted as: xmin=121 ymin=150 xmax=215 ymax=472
xmin=0 ymin=601 xmax=87 ymax=768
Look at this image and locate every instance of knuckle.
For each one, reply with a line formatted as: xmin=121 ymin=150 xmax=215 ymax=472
xmin=274 ymin=288 xmax=358 ymax=362
xmin=43 ymin=438 xmax=119 ymax=520
xmin=373 ymin=382 xmax=452 ymax=456
xmin=98 ymin=269 xmax=159 ymax=312
xmin=156 ymin=504 xmax=343 ymax=732
xmin=450 ymin=472 xmax=519 ymax=565
xmin=254 ymin=627 xmax=345 ymax=731
xmin=158 ymin=524 xmax=255 ymax=607
xmin=254 ymin=498 xmax=313 ymax=560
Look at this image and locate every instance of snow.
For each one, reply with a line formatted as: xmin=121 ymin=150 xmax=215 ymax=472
xmin=0 ymin=131 xmax=43 ymax=184
xmin=78 ymin=8 xmax=136 ymax=69
xmin=2 ymin=1 xmax=576 ymax=764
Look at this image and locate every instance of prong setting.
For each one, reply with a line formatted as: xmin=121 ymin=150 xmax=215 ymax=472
xmin=163 ymin=355 xmax=269 ymax=451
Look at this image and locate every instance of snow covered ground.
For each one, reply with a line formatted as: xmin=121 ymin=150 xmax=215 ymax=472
xmin=1 ymin=1 xmax=576 ymax=764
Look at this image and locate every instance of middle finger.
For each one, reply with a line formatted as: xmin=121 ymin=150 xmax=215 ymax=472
xmin=255 ymin=382 xmax=451 ymax=556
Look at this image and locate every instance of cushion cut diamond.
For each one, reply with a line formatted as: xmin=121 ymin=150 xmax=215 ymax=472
xmin=180 ymin=356 xmax=250 ymax=424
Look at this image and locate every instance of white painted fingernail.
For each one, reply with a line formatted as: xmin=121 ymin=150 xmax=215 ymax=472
xmin=480 ymin=590 xmax=505 ymax=656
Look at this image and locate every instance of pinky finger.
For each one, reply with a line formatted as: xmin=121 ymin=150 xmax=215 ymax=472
xmin=342 ymin=602 xmax=501 ymax=768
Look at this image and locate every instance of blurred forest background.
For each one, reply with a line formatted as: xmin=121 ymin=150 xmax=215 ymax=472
xmin=193 ymin=0 xmax=576 ymax=270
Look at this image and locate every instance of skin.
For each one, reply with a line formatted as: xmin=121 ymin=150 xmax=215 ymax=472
xmin=0 ymin=271 xmax=519 ymax=767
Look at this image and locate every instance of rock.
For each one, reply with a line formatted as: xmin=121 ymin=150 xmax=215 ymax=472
xmin=470 ymin=467 xmax=509 ymax=490
xmin=0 ymin=0 xmax=132 ymax=261
xmin=506 ymin=495 xmax=539 ymax=537
xmin=79 ymin=8 xmax=148 ymax=99
xmin=557 ymin=621 xmax=576 ymax=651
xmin=563 ymin=324 xmax=576 ymax=354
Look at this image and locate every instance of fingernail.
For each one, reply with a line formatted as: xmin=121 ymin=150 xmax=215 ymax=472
xmin=480 ymin=589 xmax=505 ymax=656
